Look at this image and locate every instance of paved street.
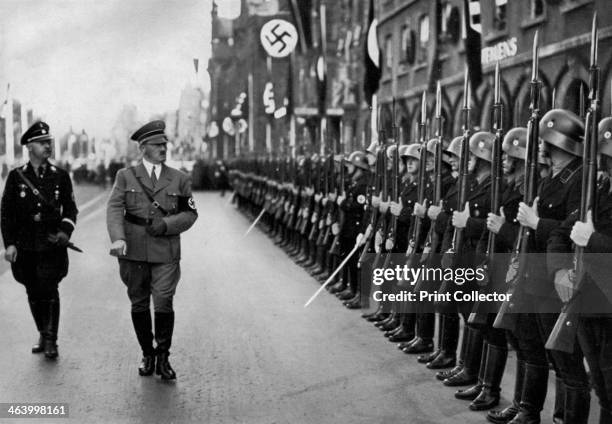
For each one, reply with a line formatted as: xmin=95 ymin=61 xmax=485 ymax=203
xmin=0 ymin=192 xmax=597 ymax=424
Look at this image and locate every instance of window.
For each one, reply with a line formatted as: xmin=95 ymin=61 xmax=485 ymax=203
xmin=385 ymin=35 xmax=393 ymax=70
xmin=400 ymin=25 xmax=410 ymax=62
xmin=530 ymin=0 xmax=544 ymax=18
xmin=494 ymin=0 xmax=507 ymax=31
xmin=419 ymin=14 xmax=430 ymax=62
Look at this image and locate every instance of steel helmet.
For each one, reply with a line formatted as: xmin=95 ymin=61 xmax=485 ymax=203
xmin=446 ymin=136 xmax=463 ymax=158
xmin=599 ymin=117 xmax=612 ymax=158
xmin=399 ymin=143 xmax=421 ymax=160
xmin=502 ymin=127 xmax=527 ymax=160
xmin=539 ymin=109 xmax=584 ymax=157
xmin=347 ymin=150 xmax=370 ymax=170
xmin=469 ymin=131 xmax=495 ymax=162
xmin=427 ymin=138 xmax=451 ymax=165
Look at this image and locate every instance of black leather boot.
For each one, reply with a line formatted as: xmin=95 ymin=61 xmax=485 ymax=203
xmin=28 ymin=300 xmax=44 ymax=354
xmin=418 ymin=349 xmax=439 ymax=364
xmin=507 ymin=363 xmax=549 ymax=424
xmin=456 ymin=342 xmax=488 ymax=401
xmin=487 ymin=359 xmax=525 ymax=423
xmin=552 ymin=377 xmax=565 ymax=424
xmin=131 ymin=311 xmax=155 ymax=376
xmin=328 ymin=279 xmax=346 ymax=294
xmin=402 ymin=337 xmax=434 ymax=354
xmin=155 ymin=312 xmax=176 ymax=380
xmin=561 ymin=385 xmax=590 ymax=424
xmin=42 ymin=299 xmax=60 ymax=359
xmin=436 ymin=326 xmax=466 ymax=380
xmin=470 ymin=344 xmax=508 ymax=410
xmin=444 ymin=327 xmax=483 ymax=387
xmin=388 ymin=325 xmax=414 ymax=343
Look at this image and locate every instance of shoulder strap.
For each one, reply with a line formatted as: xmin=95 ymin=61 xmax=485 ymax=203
xmin=128 ymin=167 xmax=170 ymax=216
xmin=15 ymin=168 xmax=52 ymax=207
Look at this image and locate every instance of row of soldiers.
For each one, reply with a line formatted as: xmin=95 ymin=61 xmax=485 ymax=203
xmin=229 ymin=27 xmax=611 ymax=424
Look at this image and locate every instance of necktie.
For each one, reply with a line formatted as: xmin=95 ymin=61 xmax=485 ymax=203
xmin=151 ymin=166 xmax=157 ymax=186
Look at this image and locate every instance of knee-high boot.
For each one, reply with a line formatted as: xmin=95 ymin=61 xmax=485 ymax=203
xmin=470 ymin=344 xmax=508 ymax=410
xmin=154 ymin=312 xmax=176 ymax=380
xmin=28 ymin=300 xmax=45 ymax=353
xmin=508 ymin=363 xmax=549 ymax=424
xmin=42 ymin=298 xmax=60 ymax=359
xmin=487 ymin=359 xmax=525 ymax=423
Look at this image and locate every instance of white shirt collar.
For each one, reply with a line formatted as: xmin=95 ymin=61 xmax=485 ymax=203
xmin=142 ymin=158 xmax=161 ymax=179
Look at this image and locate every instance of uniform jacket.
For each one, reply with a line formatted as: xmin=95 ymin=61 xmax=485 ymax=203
xmin=547 ymin=178 xmax=612 ymax=312
xmin=340 ymin=172 xmax=368 ymax=241
xmin=525 ymin=158 xmax=581 ymax=297
xmin=1 ymin=161 xmax=77 ymax=252
xmin=106 ymin=163 xmax=198 ymax=263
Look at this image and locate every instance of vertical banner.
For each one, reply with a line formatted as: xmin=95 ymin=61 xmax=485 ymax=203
xmin=12 ymin=100 xmax=21 ymax=160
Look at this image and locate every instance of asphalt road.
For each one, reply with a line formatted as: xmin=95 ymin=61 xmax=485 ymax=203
xmin=0 ymin=192 xmax=599 ymax=424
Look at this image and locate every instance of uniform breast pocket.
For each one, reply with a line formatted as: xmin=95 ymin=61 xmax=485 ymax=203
xmin=124 ymin=187 xmax=144 ymax=207
xmin=165 ymin=191 xmax=179 ymax=213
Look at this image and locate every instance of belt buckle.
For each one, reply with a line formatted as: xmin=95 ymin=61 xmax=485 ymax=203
xmin=33 ymin=213 xmax=42 ymax=222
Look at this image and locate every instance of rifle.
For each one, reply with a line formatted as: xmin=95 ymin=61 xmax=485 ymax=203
xmin=358 ymin=106 xmax=386 ymax=266
xmin=469 ymin=61 xmax=504 ymax=326
xmin=494 ymin=32 xmax=542 ymax=331
xmin=329 ymin=121 xmax=346 ymax=256
xmin=441 ymin=68 xmax=472 ymax=269
xmin=385 ymin=99 xmax=400 ymax=251
xmin=546 ymin=15 xmax=600 ymax=352
xmin=318 ymin=153 xmax=334 ymax=246
xmin=308 ymin=156 xmax=322 ymax=242
xmin=406 ymin=92 xmax=428 ymax=267
xmin=299 ymin=156 xmax=313 ymax=235
xmin=421 ymin=82 xmax=444 ymax=263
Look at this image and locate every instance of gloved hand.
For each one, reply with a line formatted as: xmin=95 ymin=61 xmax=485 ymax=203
xmin=48 ymin=231 xmax=70 ymax=247
xmin=146 ymin=218 xmax=167 ymax=237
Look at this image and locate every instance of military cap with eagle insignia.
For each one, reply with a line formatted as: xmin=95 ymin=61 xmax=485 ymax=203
xmin=130 ymin=120 xmax=168 ymax=145
xmin=21 ymin=121 xmax=53 ymax=145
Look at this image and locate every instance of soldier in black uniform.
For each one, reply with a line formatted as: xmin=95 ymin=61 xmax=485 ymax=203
xmin=545 ymin=117 xmax=612 ymax=424
xmin=1 ymin=122 xmax=78 ymax=359
xmin=510 ymin=109 xmax=589 ymax=424
xmin=336 ymin=151 xmax=370 ymax=308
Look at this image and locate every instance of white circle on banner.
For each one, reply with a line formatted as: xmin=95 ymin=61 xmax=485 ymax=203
xmin=222 ymin=117 xmax=235 ymax=135
xmin=260 ymin=19 xmax=298 ymax=58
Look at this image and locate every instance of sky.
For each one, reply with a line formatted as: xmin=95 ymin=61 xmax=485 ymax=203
xmin=0 ymin=0 xmax=213 ymax=139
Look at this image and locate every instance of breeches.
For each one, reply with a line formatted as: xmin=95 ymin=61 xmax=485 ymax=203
xmin=118 ymin=259 xmax=180 ymax=313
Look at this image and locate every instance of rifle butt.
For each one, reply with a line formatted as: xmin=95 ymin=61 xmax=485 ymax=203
xmin=544 ymin=311 xmax=577 ymax=353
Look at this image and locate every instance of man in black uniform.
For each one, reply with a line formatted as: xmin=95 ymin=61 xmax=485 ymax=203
xmin=1 ymin=121 xmax=78 ymax=359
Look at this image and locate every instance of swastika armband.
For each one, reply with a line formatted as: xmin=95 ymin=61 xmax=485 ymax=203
xmin=178 ymin=196 xmax=197 ymax=213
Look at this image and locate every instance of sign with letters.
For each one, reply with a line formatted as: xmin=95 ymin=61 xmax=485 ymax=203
xmin=481 ymin=37 xmax=518 ymax=65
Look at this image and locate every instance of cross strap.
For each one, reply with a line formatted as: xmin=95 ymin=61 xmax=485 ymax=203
xmin=129 ymin=167 xmax=170 ymax=216
xmin=15 ymin=168 xmax=53 ymax=208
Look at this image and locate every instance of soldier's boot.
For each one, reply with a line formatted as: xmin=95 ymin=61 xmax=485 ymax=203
xmin=444 ymin=327 xmax=483 ymax=386
xmin=428 ymin=314 xmax=459 ymax=369
xmin=403 ymin=313 xmax=434 ymax=354
xmin=437 ymin=322 xmax=471 ymax=380
xmin=419 ymin=313 xmax=443 ymax=363
xmin=487 ymin=359 xmax=525 ymax=423
xmin=507 ymin=363 xmax=549 ymax=424
xmin=378 ymin=312 xmax=401 ymax=331
xmin=470 ymin=344 xmax=508 ymax=410
xmin=561 ymin=385 xmax=590 ymax=424
xmin=552 ymin=377 xmax=565 ymax=424
xmin=42 ymin=298 xmax=60 ymax=359
xmin=131 ymin=310 xmax=155 ymax=376
xmin=28 ymin=300 xmax=45 ymax=354
xmin=154 ymin=312 xmax=176 ymax=380
xmin=394 ymin=314 xmax=417 ymax=347
xmin=456 ymin=342 xmax=487 ymax=400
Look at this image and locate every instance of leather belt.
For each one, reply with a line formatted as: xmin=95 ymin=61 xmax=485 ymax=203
xmin=125 ymin=213 xmax=152 ymax=226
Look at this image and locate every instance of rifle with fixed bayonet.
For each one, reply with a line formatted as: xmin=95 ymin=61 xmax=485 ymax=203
xmin=546 ymin=15 xmax=600 ymax=352
xmin=494 ymin=32 xmax=542 ymax=331
xmin=469 ymin=61 xmax=505 ymax=326
xmin=442 ymin=68 xmax=472 ymax=269
xmin=406 ymin=92 xmax=429 ymax=268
